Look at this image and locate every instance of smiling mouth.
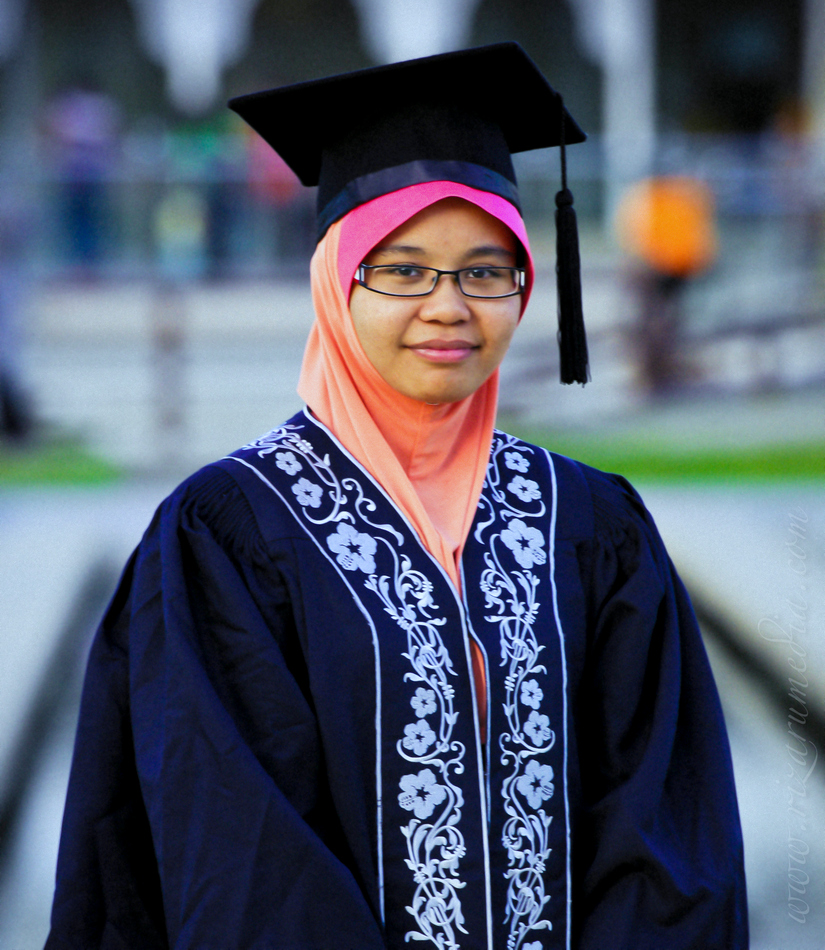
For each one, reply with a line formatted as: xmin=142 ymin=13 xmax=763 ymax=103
xmin=408 ymin=340 xmax=479 ymax=363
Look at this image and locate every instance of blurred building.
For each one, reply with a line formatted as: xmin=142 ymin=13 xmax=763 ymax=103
xmin=0 ymin=0 xmax=821 ymax=278
xmin=0 ymin=0 xmax=816 ymax=146
xmin=0 ymin=0 xmax=822 ymax=396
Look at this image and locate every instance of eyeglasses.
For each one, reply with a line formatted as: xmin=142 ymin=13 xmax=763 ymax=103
xmin=355 ymin=264 xmax=525 ymax=298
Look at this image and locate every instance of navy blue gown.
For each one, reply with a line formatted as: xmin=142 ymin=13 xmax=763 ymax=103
xmin=45 ymin=410 xmax=748 ymax=949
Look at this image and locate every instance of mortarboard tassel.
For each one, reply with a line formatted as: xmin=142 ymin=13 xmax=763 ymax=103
xmin=555 ymin=97 xmax=589 ymax=384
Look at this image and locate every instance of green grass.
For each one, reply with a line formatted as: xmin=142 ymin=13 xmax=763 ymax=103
xmin=0 ymin=438 xmax=122 ymax=486
xmin=503 ymin=428 xmax=825 ymax=482
xmin=4 ymin=430 xmax=820 ymax=486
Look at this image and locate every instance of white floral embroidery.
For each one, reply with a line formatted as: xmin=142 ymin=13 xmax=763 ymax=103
xmin=476 ymin=434 xmax=557 ymax=948
xmin=508 ymin=475 xmax=541 ymax=502
xmin=402 ymin=720 xmax=437 ymax=755
xmin=275 ymin=450 xmax=302 ymax=475
xmin=516 ymin=761 xmax=554 ymax=809
xmin=364 ymin=553 xmax=466 ymax=948
xmin=326 ymin=523 xmax=377 ymax=573
xmin=524 ymin=711 xmax=553 ymax=747
xmin=291 ymin=477 xmax=323 ymax=508
xmin=504 ymin=450 xmax=530 ymax=472
xmin=438 ymin=842 xmax=466 ymax=873
xmin=398 ymin=769 xmax=448 ymax=820
xmin=367 ymin=551 xmax=467 ymax=948
xmin=474 ymin=438 xmax=545 ymax=541
xmin=411 ymin=687 xmax=437 ymax=718
xmin=520 ymin=679 xmax=543 ymax=710
xmin=238 ymin=425 xmax=290 ymax=454
xmin=500 ymin=518 xmax=547 ymax=569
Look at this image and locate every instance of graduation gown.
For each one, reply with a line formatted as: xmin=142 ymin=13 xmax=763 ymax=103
xmin=45 ymin=409 xmax=748 ymax=950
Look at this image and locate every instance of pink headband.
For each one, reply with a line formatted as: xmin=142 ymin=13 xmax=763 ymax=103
xmin=337 ymin=181 xmax=534 ymax=312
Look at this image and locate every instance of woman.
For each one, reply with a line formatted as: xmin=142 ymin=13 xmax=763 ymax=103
xmin=46 ymin=45 xmax=747 ymax=950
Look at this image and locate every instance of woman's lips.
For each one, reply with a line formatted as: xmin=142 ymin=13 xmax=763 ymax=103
xmin=407 ymin=339 xmax=478 ymax=363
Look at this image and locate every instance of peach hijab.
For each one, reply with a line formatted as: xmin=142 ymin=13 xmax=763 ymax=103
xmin=297 ymin=181 xmax=533 ymax=591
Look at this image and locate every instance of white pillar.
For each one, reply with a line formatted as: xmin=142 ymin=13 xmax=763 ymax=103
xmin=350 ymin=0 xmax=482 ymax=64
xmin=568 ymin=0 xmax=656 ymax=221
xmin=127 ymin=0 xmax=261 ymax=114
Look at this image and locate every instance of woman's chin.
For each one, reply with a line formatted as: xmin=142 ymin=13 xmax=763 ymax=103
xmin=389 ymin=371 xmax=485 ymax=405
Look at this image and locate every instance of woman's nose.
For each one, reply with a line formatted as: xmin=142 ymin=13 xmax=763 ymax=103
xmin=418 ymin=273 xmax=471 ymax=321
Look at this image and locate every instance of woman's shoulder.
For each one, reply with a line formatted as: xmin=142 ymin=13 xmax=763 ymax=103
xmin=492 ymin=429 xmax=661 ymax=549
xmin=156 ymin=414 xmax=314 ymax=554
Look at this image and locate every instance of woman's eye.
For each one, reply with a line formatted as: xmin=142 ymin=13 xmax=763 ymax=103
xmin=465 ymin=267 xmax=504 ymax=280
xmin=386 ymin=266 xmax=424 ymax=279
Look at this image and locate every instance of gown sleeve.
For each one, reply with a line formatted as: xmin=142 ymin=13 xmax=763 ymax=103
xmin=570 ymin=465 xmax=748 ymax=949
xmin=45 ymin=466 xmax=387 ymax=950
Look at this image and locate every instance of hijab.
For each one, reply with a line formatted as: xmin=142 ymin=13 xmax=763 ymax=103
xmin=297 ymin=181 xmax=533 ymax=590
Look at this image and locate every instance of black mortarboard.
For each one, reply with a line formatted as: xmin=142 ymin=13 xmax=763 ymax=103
xmin=229 ymin=42 xmax=590 ymax=384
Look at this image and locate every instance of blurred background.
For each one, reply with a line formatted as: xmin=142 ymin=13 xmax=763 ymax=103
xmin=0 ymin=0 xmax=824 ymax=946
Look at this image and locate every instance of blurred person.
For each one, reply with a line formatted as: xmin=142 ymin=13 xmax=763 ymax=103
xmin=153 ymin=185 xmax=209 ymax=281
xmin=205 ymin=147 xmax=235 ymax=279
xmin=43 ymin=78 xmax=121 ymax=273
xmin=45 ymin=46 xmax=747 ymax=950
xmin=185 ymin=118 xmax=243 ymax=280
xmin=615 ymin=176 xmax=718 ymax=395
xmin=0 ymin=180 xmax=34 ymax=441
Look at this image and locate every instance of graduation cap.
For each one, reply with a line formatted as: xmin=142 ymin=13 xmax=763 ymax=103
xmin=229 ymin=42 xmax=589 ymax=384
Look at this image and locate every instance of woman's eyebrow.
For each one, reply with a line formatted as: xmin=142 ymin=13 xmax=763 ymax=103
xmin=465 ymin=244 xmax=516 ymax=259
xmin=370 ymin=243 xmax=424 ymax=256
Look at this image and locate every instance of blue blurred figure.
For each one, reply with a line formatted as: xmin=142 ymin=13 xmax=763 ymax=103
xmin=0 ymin=181 xmax=34 ymax=441
xmin=44 ymin=79 xmax=121 ymax=273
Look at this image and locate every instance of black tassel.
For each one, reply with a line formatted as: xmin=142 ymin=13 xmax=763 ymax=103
xmin=555 ymin=99 xmax=589 ymax=385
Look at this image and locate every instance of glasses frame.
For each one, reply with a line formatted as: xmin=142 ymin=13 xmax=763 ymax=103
xmin=355 ymin=264 xmax=525 ymax=299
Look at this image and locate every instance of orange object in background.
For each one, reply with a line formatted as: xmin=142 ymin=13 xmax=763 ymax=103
xmin=615 ymin=176 xmax=719 ymax=278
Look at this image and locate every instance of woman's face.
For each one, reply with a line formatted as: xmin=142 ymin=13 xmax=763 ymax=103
xmin=349 ymin=198 xmax=522 ymax=404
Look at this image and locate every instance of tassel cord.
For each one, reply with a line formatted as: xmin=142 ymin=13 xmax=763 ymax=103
xmin=555 ymin=95 xmax=589 ymax=385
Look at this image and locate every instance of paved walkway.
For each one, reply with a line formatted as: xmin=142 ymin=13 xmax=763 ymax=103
xmin=642 ymin=483 xmax=825 ymax=948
